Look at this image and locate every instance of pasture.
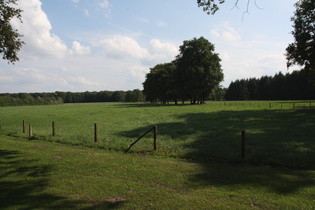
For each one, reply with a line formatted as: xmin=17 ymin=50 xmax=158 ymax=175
xmin=0 ymin=101 xmax=314 ymax=169
xmin=1 ymin=101 xmax=315 ymax=208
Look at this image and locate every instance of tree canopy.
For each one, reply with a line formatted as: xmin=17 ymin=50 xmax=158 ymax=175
xmin=0 ymin=0 xmax=24 ymax=63
xmin=197 ymin=0 xmax=225 ymax=15
xmin=175 ymin=37 xmax=223 ymax=104
xmin=143 ymin=37 xmax=224 ymax=104
xmin=286 ymin=0 xmax=315 ymax=71
xmin=225 ymin=70 xmax=315 ymax=100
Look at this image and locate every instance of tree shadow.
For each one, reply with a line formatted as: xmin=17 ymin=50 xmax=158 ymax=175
xmin=0 ymin=149 xmax=125 ymax=209
xmin=119 ymin=109 xmax=315 ymax=194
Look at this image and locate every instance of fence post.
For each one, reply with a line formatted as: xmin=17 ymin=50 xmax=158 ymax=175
xmin=241 ymin=130 xmax=246 ymax=159
xmin=23 ymin=120 xmax=26 ymax=133
xmin=154 ymin=125 xmax=158 ymax=151
xmin=52 ymin=121 xmax=56 ymax=136
xmin=29 ymin=124 xmax=33 ymax=140
xmin=94 ymin=123 xmax=98 ymax=142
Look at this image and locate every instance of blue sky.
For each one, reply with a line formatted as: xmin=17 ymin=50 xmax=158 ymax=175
xmin=0 ymin=0 xmax=297 ymax=93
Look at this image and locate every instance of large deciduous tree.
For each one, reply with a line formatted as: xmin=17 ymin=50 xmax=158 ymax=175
xmin=286 ymin=0 xmax=315 ymax=71
xmin=175 ymin=37 xmax=224 ymax=104
xmin=0 ymin=0 xmax=24 ymax=63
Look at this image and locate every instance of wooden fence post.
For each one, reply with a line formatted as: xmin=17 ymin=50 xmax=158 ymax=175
xmin=29 ymin=124 xmax=33 ymax=140
xmin=94 ymin=123 xmax=98 ymax=142
xmin=241 ymin=130 xmax=246 ymax=159
xmin=52 ymin=121 xmax=56 ymax=136
xmin=154 ymin=125 xmax=158 ymax=151
xmin=23 ymin=120 xmax=26 ymax=133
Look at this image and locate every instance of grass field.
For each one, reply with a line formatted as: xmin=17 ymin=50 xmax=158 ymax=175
xmin=1 ymin=101 xmax=315 ymax=169
xmin=1 ymin=101 xmax=315 ymax=209
xmin=1 ymin=135 xmax=314 ymax=209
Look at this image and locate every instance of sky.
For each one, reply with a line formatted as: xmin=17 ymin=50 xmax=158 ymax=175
xmin=0 ymin=0 xmax=298 ymax=93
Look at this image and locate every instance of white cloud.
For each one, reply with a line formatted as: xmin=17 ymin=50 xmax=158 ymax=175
xmin=149 ymin=39 xmax=178 ymax=56
xmin=11 ymin=0 xmax=68 ymax=60
xmin=153 ymin=19 xmax=167 ymax=27
xmin=93 ymin=35 xmax=178 ymax=66
xmin=99 ymin=0 xmax=110 ymax=8
xmin=95 ymin=35 xmax=149 ymax=59
xmin=129 ymin=65 xmax=149 ymax=83
xmin=71 ymin=0 xmax=79 ymax=3
xmin=83 ymin=9 xmax=90 ymax=16
xmin=71 ymin=41 xmax=91 ymax=55
xmin=69 ymin=76 xmax=100 ymax=86
xmin=142 ymin=39 xmax=178 ymax=65
xmin=0 ymin=76 xmax=13 ymax=82
xmin=211 ymin=21 xmax=241 ymax=42
xmin=99 ymin=0 xmax=111 ymax=18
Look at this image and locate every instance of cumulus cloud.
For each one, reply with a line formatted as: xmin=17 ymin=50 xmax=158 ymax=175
xmin=93 ymin=35 xmax=178 ymax=66
xmin=95 ymin=35 xmax=149 ymax=59
xmin=211 ymin=21 xmax=241 ymax=42
xmin=129 ymin=65 xmax=149 ymax=83
xmin=71 ymin=41 xmax=91 ymax=55
xmin=141 ymin=39 xmax=178 ymax=65
xmin=11 ymin=0 xmax=68 ymax=60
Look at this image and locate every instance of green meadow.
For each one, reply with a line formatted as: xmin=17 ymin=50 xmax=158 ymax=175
xmin=1 ymin=101 xmax=314 ymax=168
xmin=1 ymin=101 xmax=315 ymax=209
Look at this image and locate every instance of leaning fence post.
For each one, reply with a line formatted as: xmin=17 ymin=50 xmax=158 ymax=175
xmin=154 ymin=125 xmax=158 ymax=151
xmin=94 ymin=123 xmax=98 ymax=142
xmin=29 ymin=124 xmax=33 ymax=140
xmin=241 ymin=130 xmax=246 ymax=159
xmin=52 ymin=121 xmax=56 ymax=136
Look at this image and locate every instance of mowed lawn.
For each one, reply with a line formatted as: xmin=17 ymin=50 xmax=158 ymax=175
xmin=1 ymin=135 xmax=314 ymax=209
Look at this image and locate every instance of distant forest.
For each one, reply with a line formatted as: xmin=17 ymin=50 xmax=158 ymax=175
xmin=0 ymin=89 xmax=145 ymax=106
xmin=225 ymin=69 xmax=315 ymax=100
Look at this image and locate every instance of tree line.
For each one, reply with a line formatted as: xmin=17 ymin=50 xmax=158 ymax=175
xmin=0 ymin=89 xmax=145 ymax=106
xmin=225 ymin=69 xmax=315 ymax=100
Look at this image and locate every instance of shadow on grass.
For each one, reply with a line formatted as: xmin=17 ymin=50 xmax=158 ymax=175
xmin=121 ymin=109 xmax=315 ymax=168
xmin=120 ymin=108 xmax=315 ymax=194
xmin=0 ymin=149 xmax=125 ymax=209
